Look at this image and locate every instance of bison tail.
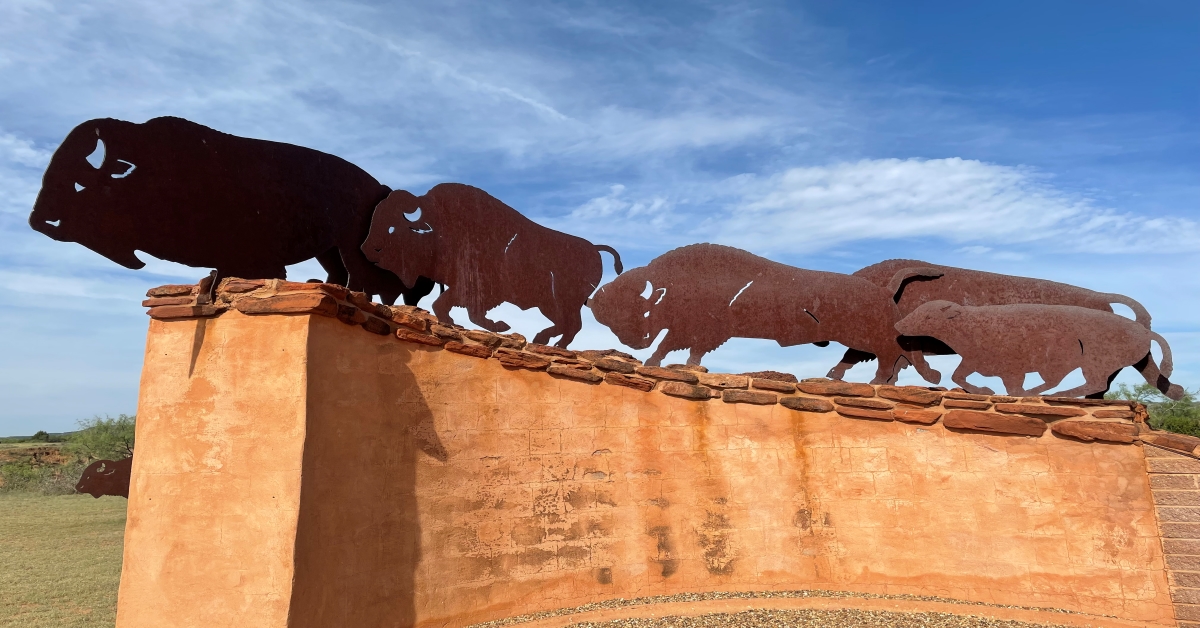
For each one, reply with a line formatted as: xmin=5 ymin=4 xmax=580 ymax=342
xmin=1149 ymin=330 xmax=1175 ymax=379
xmin=595 ymin=244 xmax=624 ymax=275
xmin=1104 ymin=292 xmax=1152 ymax=328
xmin=885 ymin=266 xmax=944 ymax=302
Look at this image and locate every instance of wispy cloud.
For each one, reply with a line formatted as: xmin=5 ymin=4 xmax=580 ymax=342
xmin=563 ymin=157 xmax=1200 ymax=256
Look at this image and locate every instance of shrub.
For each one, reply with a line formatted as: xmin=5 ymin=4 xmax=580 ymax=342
xmin=0 ymin=459 xmax=87 ymax=495
xmin=66 ymin=414 xmax=135 ymax=461
xmin=1107 ymin=383 xmax=1200 ymax=436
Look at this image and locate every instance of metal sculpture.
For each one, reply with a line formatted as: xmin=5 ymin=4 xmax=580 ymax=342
xmin=856 ymin=259 xmax=1153 ymax=323
xmin=76 ymin=457 xmax=132 ymax=498
xmin=362 ymin=183 xmax=623 ymax=347
xmin=834 ymin=259 xmax=1157 ymax=383
xmin=587 ymin=243 xmax=938 ymax=385
xmin=896 ymin=301 xmax=1185 ymax=399
xmin=28 ymin=116 xmax=434 ymax=305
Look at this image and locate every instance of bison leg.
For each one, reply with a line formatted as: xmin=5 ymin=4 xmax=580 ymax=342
xmin=316 ymin=247 xmax=349 ymax=286
xmin=870 ymin=350 xmax=906 ymax=385
xmin=1085 ymin=370 xmax=1122 ymax=399
xmin=686 ymin=347 xmax=711 ymax=366
xmin=431 ymin=287 xmax=459 ymax=326
xmin=403 ymin=276 xmax=437 ymax=306
xmin=550 ymin=307 xmax=584 ymax=348
xmin=950 ymin=361 xmax=995 ymax=396
xmin=531 ymin=325 xmax=559 ymax=346
xmin=1046 ymin=366 xmax=1113 ymax=398
xmin=468 ymin=307 xmax=511 ymax=334
xmin=827 ymin=348 xmax=875 ymax=381
xmin=1000 ymin=374 xmax=1031 ymax=397
xmin=645 ymin=331 xmax=690 ymax=367
xmin=907 ymin=352 xmax=943 ymax=385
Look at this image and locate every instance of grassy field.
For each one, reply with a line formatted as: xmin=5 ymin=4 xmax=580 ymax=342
xmin=0 ymin=493 xmax=126 ymax=628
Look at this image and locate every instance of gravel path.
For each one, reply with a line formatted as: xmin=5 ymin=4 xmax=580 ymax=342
xmin=567 ymin=609 xmax=1071 ymax=628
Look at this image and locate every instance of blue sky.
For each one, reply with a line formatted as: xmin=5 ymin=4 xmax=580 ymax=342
xmin=1 ymin=1 xmax=1197 ymax=435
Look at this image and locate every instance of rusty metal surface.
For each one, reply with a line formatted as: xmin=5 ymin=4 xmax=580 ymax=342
xmin=896 ymin=301 xmax=1184 ymax=400
xmin=834 ymin=258 xmax=1158 ymax=385
xmin=75 ymin=457 xmax=132 ymax=498
xmin=362 ymin=183 xmax=623 ymax=348
xmin=29 ymin=116 xmax=433 ymax=305
xmin=588 ymin=243 xmax=938 ymax=385
xmin=855 ymin=259 xmax=1153 ymax=325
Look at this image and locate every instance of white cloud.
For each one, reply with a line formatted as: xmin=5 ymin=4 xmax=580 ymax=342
xmin=560 ymin=157 xmax=1200 ymax=257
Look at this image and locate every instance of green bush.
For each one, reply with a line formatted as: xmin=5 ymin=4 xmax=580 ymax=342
xmin=65 ymin=415 xmax=135 ymax=461
xmin=0 ymin=460 xmax=87 ymax=495
xmin=0 ymin=415 xmax=135 ymax=495
xmin=1107 ymin=383 xmax=1200 ymax=436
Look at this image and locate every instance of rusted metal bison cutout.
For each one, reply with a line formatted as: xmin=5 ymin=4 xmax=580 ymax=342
xmin=856 ymin=259 xmax=1153 ymax=324
xmin=363 ymin=183 xmax=623 ymax=347
xmin=896 ymin=301 xmax=1184 ymax=400
xmin=588 ymin=244 xmax=938 ymax=384
xmin=835 ymin=259 xmax=1158 ymax=384
xmin=75 ymin=457 xmax=132 ymax=498
xmin=29 ymin=116 xmax=433 ymax=305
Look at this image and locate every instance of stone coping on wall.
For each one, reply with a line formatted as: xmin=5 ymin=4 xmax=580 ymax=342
xmin=144 ymin=277 xmax=1199 ymax=456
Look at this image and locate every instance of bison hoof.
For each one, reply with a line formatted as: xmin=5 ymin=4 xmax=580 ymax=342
xmin=493 ymin=321 xmax=511 ymax=333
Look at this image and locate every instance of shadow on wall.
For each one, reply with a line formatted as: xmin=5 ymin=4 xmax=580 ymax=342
xmin=288 ymin=319 xmax=446 ymax=627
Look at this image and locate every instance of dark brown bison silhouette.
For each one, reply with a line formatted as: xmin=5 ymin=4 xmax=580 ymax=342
xmin=362 ymin=183 xmax=623 ymax=347
xmin=896 ymin=301 xmax=1184 ymax=399
xmin=833 ymin=259 xmax=1156 ymax=387
xmin=29 ymin=116 xmax=433 ymax=304
xmin=588 ymin=243 xmax=938 ymax=384
xmin=857 ymin=259 xmax=1153 ymax=324
xmin=75 ymin=457 xmax=132 ymax=498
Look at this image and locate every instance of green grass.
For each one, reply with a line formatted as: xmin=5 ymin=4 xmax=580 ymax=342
xmin=0 ymin=493 xmax=126 ymax=628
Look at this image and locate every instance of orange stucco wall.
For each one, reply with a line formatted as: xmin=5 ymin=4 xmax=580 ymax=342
xmin=116 ymin=311 xmax=1176 ymax=627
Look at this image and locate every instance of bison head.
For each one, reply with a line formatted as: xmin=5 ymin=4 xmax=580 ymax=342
xmin=895 ymin=300 xmax=962 ymax=337
xmin=589 ymin=269 xmax=665 ymax=350
xmin=29 ymin=119 xmax=147 ymax=269
xmin=363 ymin=189 xmax=437 ymax=287
xmin=75 ymin=458 xmax=130 ymax=499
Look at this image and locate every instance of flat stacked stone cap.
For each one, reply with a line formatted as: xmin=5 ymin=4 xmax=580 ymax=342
xmin=146 ymin=278 xmax=1169 ymax=449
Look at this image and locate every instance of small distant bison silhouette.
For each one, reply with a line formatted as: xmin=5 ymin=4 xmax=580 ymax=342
xmin=76 ymin=457 xmax=132 ymax=499
xmin=589 ymin=243 xmax=936 ymax=384
xmin=895 ymin=301 xmax=1183 ymax=399
xmin=29 ymin=116 xmax=431 ymax=304
xmin=363 ymin=183 xmax=623 ymax=347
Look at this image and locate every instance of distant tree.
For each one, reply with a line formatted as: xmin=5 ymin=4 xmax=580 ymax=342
xmin=67 ymin=414 xmax=136 ymax=460
xmin=31 ymin=430 xmax=50 ymax=442
xmin=1108 ymin=383 xmax=1200 ymax=436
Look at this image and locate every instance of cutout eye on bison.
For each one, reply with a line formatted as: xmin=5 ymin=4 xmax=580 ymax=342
xmin=28 ymin=116 xmax=1186 ymax=397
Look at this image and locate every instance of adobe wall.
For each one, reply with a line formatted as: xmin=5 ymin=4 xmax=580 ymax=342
xmin=117 ymin=280 xmax=1187 ymax=627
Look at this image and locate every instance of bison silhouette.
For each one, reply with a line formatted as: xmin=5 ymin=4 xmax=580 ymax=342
xmin=75 ymin=457 xmax=132 ymax=499
xmin=589 ymin=244 xmax=938 ymax=384
xmin=895 ymin=300 xmax=1184 ymax=399
xmin=834 ymin=259 xmax=1157 ymax=387
xmin=363 ymin=183 xmax=623 ymax=347
xmin=29 ymin=116 xmax=432 ymax=304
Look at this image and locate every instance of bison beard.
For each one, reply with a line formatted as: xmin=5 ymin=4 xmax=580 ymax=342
xmin=28 ymin=116 xmax=434 ymax=305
